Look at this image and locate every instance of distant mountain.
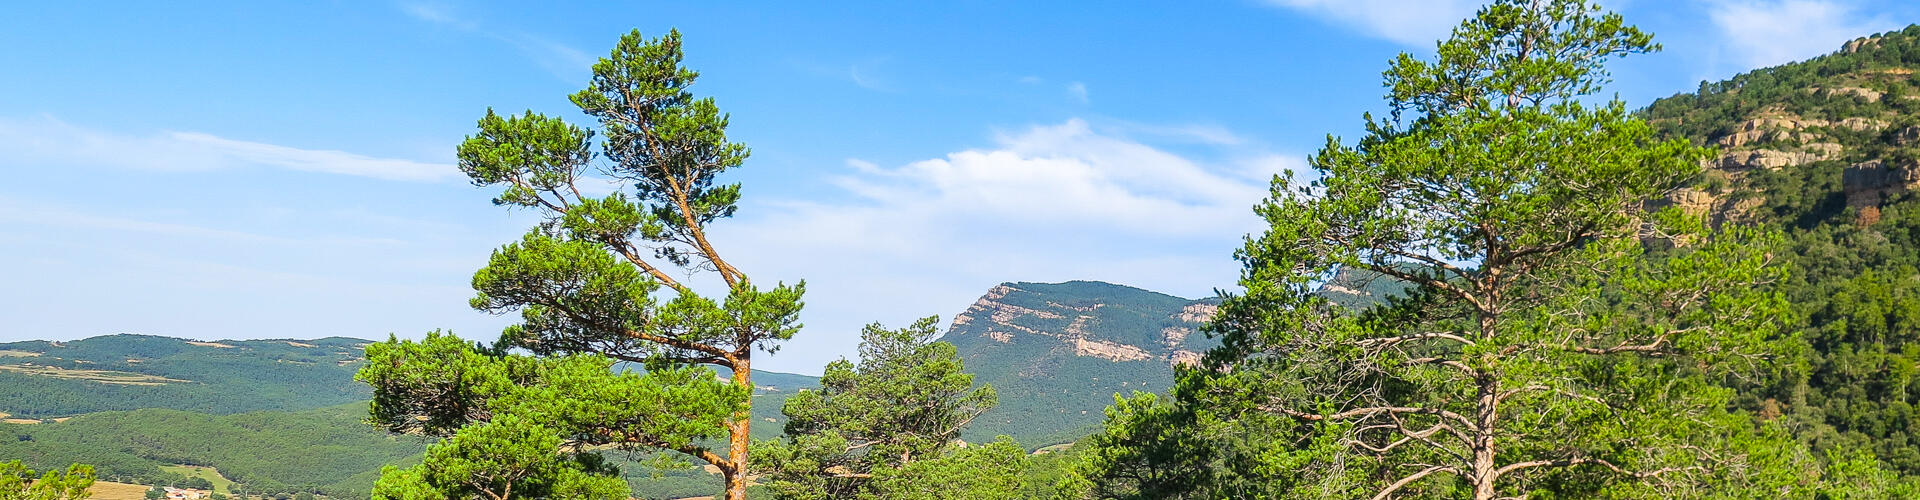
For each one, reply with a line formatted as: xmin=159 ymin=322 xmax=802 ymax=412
xmin=940 ymin=276 xmax=1410 ymax=447
xmin=939 ymin=281 xmax=1221 ymax=446
xmin=0 ymin=333 xmax=819 ymax=499
xmin=0 ymin=334 xmax=816 ymax=423
xmin=0 ymin=335 xmax=372 ymax=419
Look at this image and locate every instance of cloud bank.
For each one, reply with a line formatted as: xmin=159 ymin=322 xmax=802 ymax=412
xmin=717 ymin=119 xmax=1301 ymax=370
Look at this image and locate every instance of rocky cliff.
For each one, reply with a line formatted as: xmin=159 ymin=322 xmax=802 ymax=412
xmin=940 ymin=281 xmax=1218 ymax=446
xmin=1644 ymin=28 xmax=1920 ymax=225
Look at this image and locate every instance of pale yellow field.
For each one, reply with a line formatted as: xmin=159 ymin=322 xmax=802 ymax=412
xmin=159 ymin=465 xmax=235 ymax=495
xmin=0 ymin=350 xmax=41 ymax=357
xmin=88 ymin=481 xmax=152 ymax=500
xmin=0 ymin=365 xmax=187 ymax=385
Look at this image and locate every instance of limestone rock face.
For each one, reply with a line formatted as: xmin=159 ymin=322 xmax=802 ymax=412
xmin=1844 ymin=36 xmax=1883 ymax=54
xmin=1815 ymin=86 xmax=1885 ymax=103
xmin=1845 ymin=158 xmax=1920 ymax=207
xmin=939 ymin=280 xmax=1221 ymax=443
xmin=1717 ymin=149 xmax=1828 ymax=170
xmin=1892 ymin=126 xmax=1920 ymax=146
xmin=1839 ymin=117 xmax=1891 ymax=131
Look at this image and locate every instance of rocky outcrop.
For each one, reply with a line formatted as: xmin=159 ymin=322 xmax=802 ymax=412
xmin=1161 ymin=326 xmax=1193 ymax=345
xmin=947 ymin=281 xmax=1216 ymax=368
xmin=1073 ymin=338 xmax=1152 ymax=362
xmin=1717 ymin=149 xmax=1830 ymax=170
xmin=1812 ymin=86 xmax=1885 ymax=103
xmin=1839 ymin=117 xmax=1890 ymax=131
xmin=1717 ymin=116 xmax=1827 ymax=148
xmin=1844 ymin=158 xmax=1920 ymax=207
xmin=1844 ymin=36 xmax=1883 ymax=54
xmin=1893 ymin=126 xmax=1920 ymax=146
xmin=1175 ymin=303 xmax=1217 ymax=323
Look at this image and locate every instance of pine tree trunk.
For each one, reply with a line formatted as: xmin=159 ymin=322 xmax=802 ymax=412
xmin=725 ymin=356 xmax=753 ymax=500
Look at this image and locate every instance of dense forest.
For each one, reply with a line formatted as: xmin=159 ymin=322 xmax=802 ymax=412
xmin=16 ymin=3 xmax=1920 ymax=500
xmin=1641 ymin=24 xmax=1920 ymax=476
xmin=0 ymin=335 xmax=370 ymax=418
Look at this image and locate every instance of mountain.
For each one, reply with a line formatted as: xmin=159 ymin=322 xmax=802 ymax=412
xmin=0 ymin=403 xmax=420 ymax=498
xmin=0 ymin=334 xmax=815 ymax=425
xmin=939 ymin=281 xmax=1221 ymax=445
xmin=0 ymin=335 xmax=372 ymax=419
xmin=0 ymin=333 xmax=820 ymax=499
xmin=1639 ymin=26 xmax=1920 ymax=473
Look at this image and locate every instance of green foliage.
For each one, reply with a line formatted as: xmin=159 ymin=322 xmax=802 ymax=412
xmin=370 ymin=414 xmax=628 ymax=500
xmin=1065 ymin=1 xmax=1874 ymax=498
xmin=0 ymin=404 xmax=421 ymax=498
xmin=1637 ymin=22 xmax=1920 ymax=479
xmin=368 ymin=28 xmax=802 ymax=500
xmin=358 ymin=331 xmax=746 ymax=498
xmin=1642 ymin=25 xmax=1920 ymax=142
xmin=755 ymin=317 xmax=1003 ymax=499
xmin=863 ymin=437 xmax=1029 ymax=500
xmin=0 ymin=335 xmax=370 ymax=418
xmin=942 ymin=281 xmax=1218 ymax=446
xmin=0 ymin=460 xmax=93 ymax=500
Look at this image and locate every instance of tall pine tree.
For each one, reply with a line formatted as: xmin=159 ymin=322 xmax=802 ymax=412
xmin=357 ymin=29 xmax=801 ymax=500
xmin=1063 ymin=1 xmax=1875 ymax=497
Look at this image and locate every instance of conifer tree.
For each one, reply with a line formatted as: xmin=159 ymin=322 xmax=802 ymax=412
xmin=1063 ymin=1 xmax=1861 ymax=497
xmin=0 ymin=460 xmax=94 ymax=500
xmin=358 ymin=29 xmax=801 ymax=500
xmin=754 ymin=317 xmax=1003 ymax=499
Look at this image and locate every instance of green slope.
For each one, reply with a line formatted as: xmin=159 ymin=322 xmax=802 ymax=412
xmin=1639 ymin=25 xmax=1920 ymax=473
xmin=940 ymin=281 xmax=1221 ymax=446
xmin=0 ymin=403 xmax=422 ymax=498
xmin=0 ymin=334 xmax=371 ymax=418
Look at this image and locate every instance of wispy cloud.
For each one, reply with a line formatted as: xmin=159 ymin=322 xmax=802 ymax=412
xmin=1706 ymin=0 xmax=1898 ymax=68
xmin=716 ymin=119 xmax=1301 ymax=369
xmin=1263 ymin=0 xmax=1481 ymax=47
xmin=1066 ymin=81 xmax=1090 ymax=103
xmin=0 ymin=115 xmax=458 ymax=182
xmin=399 ymin=2 xmax=593 ymax=81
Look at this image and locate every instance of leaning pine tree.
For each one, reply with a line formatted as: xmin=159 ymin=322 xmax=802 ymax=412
xmin=1064 ymin=1 xmax=1881 ymax=498
xmin=357 ymin=29 xmax=801 ymax=500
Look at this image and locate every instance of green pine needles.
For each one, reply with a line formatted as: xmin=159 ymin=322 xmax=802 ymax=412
xmin=356 ymin=30 xmax=800 ymax=500
xmin=1062 ymin=1 xmax=1904 ymax=498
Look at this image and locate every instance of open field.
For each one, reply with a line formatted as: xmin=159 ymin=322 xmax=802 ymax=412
xmin=0 ymin=350 xmax=41 ymax=357
xmin=0 ymin=364 xmax=187 ymax=385
xmin=161 ymin=464 xmax=235 ymax=495
xmin=88 ymin=481 xmax=152 ymax=500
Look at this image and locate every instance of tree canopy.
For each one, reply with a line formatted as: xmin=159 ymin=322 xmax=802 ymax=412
xmin=754 ymin=317 xmax=1005 ymax=499
xmin=1 ymin=460 xmax=94 ymax=500
xmin=357 ymin=29 xmax=800 ymax=500
xmin=1061 ymin=1 xmax=1882 ymax=498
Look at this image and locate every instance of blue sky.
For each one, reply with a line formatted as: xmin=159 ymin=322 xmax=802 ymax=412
xmin=2 ymin=0 xmax=1914 ymax=374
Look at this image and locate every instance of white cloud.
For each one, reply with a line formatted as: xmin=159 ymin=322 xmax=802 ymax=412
xmin=1265 ymin=0 xmax=1482 ymax=47
xmin=1707 ymin=0 xmax=1898 ymax=68
xmin=1067 ymin=81 xmax=1090 ymax=103
xmin=0 ymin=115 xmax=458 ymax=182
xmin=714 ymin=119 xmax=1299 ymax=372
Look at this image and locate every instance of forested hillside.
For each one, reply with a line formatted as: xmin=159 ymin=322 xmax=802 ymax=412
xmin=1641 ymin=25 xmax=1920 ymax=473
xmin=0 ymin=335 xmax=369 ymax=418
xmin=0 ymin=404 xmax=418 ymax=498
xmin=939 ymin=281 xmax=1220 ymax=446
